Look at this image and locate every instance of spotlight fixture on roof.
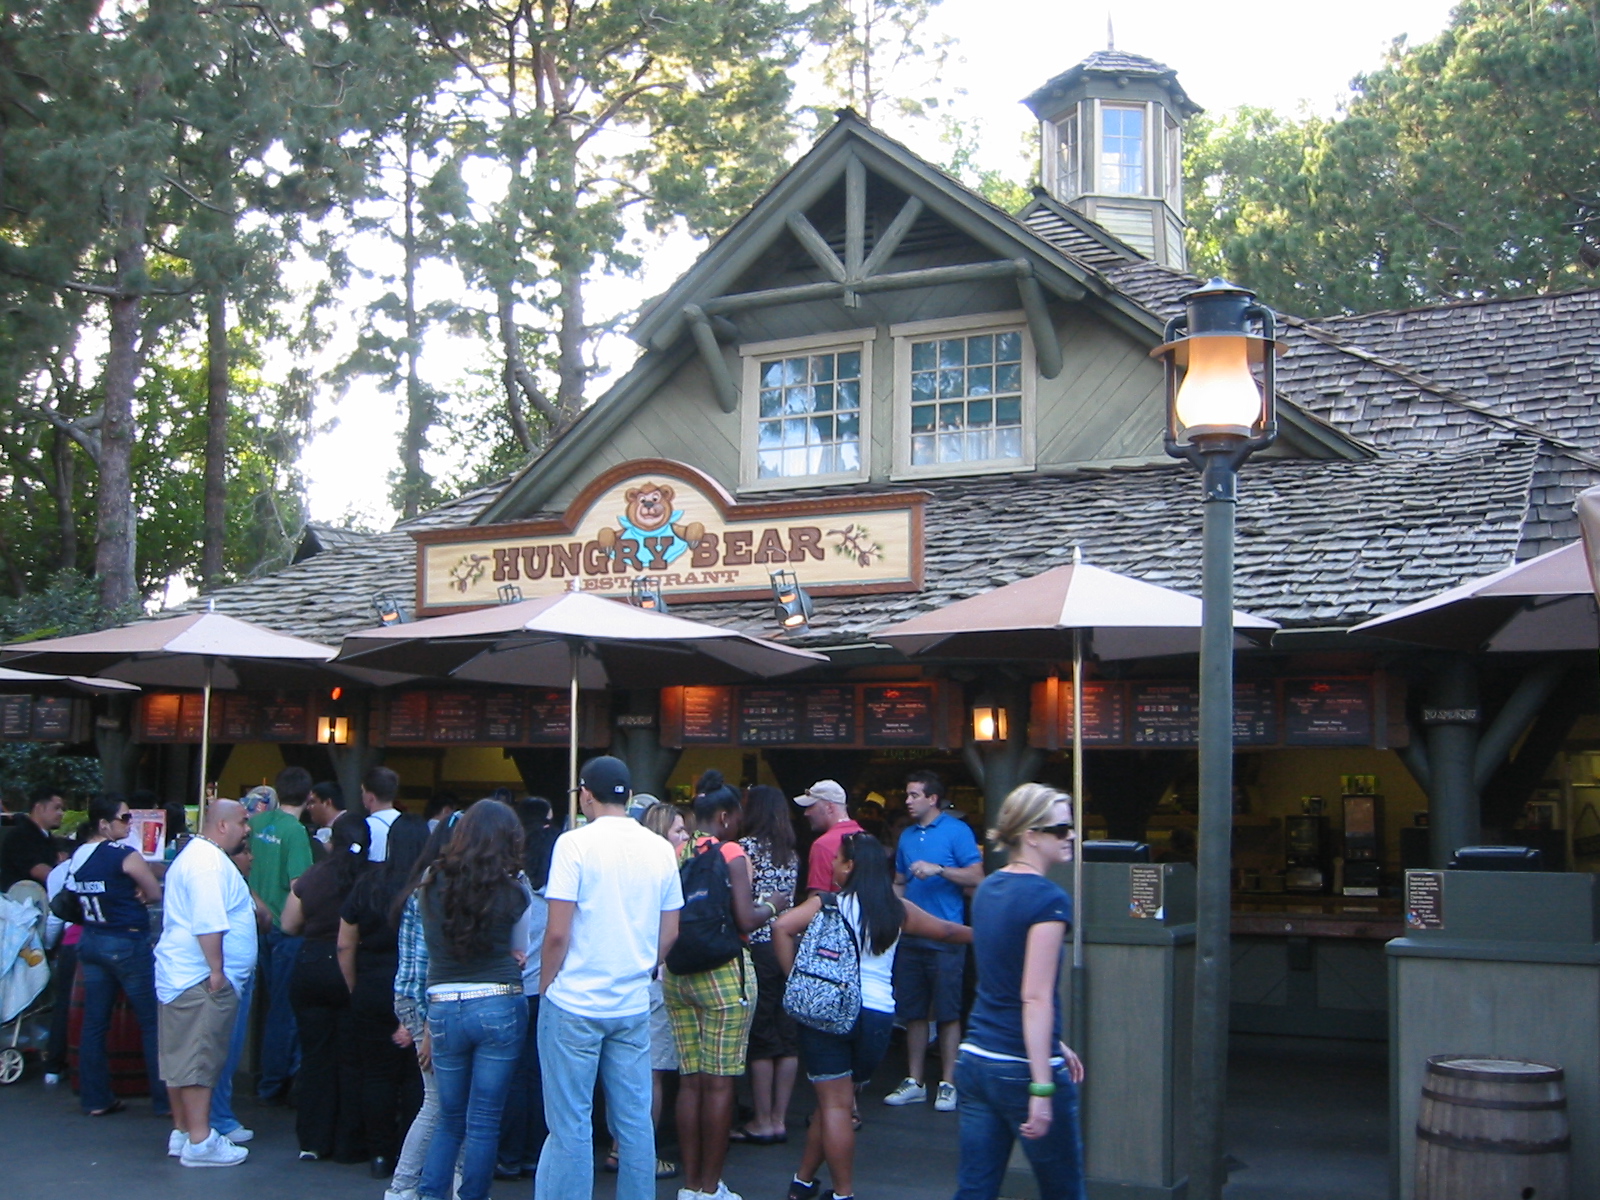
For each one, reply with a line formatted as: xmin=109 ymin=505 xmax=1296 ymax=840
xmin=629 ymin=576 xmax=668 ymax=612
xmin=371 ymin=594 xmax=407 ymax=627
xmin=769 ymin=570 xmax=814 ymax=631
xmin=497 ymin=583 xmax=524 ymax=605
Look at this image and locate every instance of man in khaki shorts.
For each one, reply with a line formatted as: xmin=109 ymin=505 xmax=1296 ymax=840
xmin=154 ymin=799 xmax=257 ymax=1167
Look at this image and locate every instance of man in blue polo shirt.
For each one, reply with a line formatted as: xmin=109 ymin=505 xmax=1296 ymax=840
xmin=885 ymin=770 xmax=983 ymax=1112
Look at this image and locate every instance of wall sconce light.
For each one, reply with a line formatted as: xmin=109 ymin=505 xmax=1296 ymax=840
xmin=372 ymin=594 xmax=407 ymax=626
xmin=770 ymin=570 xmax=814 ymax=630
xmin=317 ymin=715 xmax=351 ymax=745
xmin=629 ymin=576 xmax=668 ymax=611
xmin=497 ymin=583 xmax=524 ymax=604
xmin=971 ymin=703 xmax=1009 ymax=743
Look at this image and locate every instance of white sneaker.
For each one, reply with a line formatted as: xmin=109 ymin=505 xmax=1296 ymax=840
xmin=180 ymin=1130 xmax=249 ymax=1168
xmin=935 ymin=1081 xmax=958 ymax=1112
xmin=168 ymin=1129 xmax=186 ymax=1158
xmin=708 ymin=1184 xmax=742 ymax=1200
xmin=222 ymin=1127 xmax=254 ymax=1144
xmin=883 ymin=1077 xmax=927 ymax=1105
xmin=384 ymin=1189 xmax=418 ymax=1200
xmin=676 ymin=1189 xmax=700 ymax=1200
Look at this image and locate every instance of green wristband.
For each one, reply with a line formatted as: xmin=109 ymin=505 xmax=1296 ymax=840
xmin=1028 ymin=1081 xmax=1056 ymax=1098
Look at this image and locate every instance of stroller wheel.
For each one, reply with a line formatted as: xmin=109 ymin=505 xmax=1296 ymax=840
xmin=0 ymin=1048 xmax=23 ymax=1085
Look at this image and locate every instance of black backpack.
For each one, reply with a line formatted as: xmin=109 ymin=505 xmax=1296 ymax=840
xmin=664 ymin=838 xmax=744 ymax=976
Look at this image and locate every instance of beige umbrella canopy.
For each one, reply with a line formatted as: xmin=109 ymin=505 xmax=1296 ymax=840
xmin=335 ymin=589 xmax=828 ymax=820
xmin=1 ymin=611 xmax=344 ymax=815
xmin=1578 ymin=485 xmax=1600 ymax=603
xmin=1350 ymin=540 xmax=1597 ymax=652
xmin=0 ymin=666 xmax=140 ymax=696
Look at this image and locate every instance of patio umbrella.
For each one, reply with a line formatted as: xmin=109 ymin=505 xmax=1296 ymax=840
xmin=334 ymin=589 xmax=828 ymax=822
xmin=0 ymin=666 xmax=140 ymax=696
xmin=1578 ymin=486 xmax=1600 ymax=603
xmin=877 ymin=550 xmax=1280 ymax=1039
xmin=1349 ymin=540 xmax=1598 ymax=652
xmin=0 ymin=611 xmax=342 ymax=817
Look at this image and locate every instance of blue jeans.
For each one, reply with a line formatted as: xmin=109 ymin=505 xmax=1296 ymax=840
xmin=534 ymin=998 xmax=654 ymax=1200
xmin=952 ymin=1051 xmax=1085 ymax=1200
xmin=210 ymin=973 xmax=256 ymax=1134
xmin=419 ymin=992 xmax=528 ymax=1200
xmin=77 ymin=928 xmax=168 ymax=1115
xmin=257 ymin=925 xmax=303 ymax=1098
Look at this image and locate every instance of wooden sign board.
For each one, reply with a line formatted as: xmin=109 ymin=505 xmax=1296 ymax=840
xmin=0 ymin=694 xmax=84 ymax=743
xmin=375 ymin=688 xmax=608 ymax=748
xmin=661 ymin=681 xmax=959 ymax=749
xmin=412 ymin=459 xmax=925 ymax=614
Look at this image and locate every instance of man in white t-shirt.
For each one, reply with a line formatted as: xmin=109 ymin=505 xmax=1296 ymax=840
xmin=153 ymin=799 xmax=257 ymax=1168
xmin=362 ymin=766 xmax=402 ymax=862
xmin=536 ymin=756 xmax=682 ymax=1200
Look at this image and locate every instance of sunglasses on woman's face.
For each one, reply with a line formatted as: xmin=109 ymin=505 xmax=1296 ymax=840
xmin=1030 ymin=823 xmax=1074 ymax=840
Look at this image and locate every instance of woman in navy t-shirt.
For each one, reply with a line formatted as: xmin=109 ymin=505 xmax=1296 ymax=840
xmin=953 ymin=784 xmax=1085 ymax=1200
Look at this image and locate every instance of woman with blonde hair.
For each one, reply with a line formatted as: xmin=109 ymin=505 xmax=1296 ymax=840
xmin=951 ymin=783 xmax=1085 ymax=1200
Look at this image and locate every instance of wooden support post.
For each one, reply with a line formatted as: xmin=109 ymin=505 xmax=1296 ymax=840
xmin=1016 ymin=259 xmax=1065 ymax=379
xmin=860 ymin=195 xmax=923 ymax=277
xmin=684 ymin=304 xmax=739 ymax=413
xmin=844 ymin=156 xmax=866 ymax=306
xmin=784 ymin=212 xmax=847 ymax=282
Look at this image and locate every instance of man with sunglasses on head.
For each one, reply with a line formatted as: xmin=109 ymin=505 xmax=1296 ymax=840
xmin=885 ymin=771 xmax=984 ymax=1114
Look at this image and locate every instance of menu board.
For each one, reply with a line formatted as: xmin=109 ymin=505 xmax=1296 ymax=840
xmin=0 ymin=695 xmax=32 ymax=738
xmin=863 ymin=684 xmax=935 ymax=746
xmin=176 ymin=693 xmax=208 ymax=741
xmin=386 ymin=691 xmax=431 ymax=742
xmin=31 ymin=697 xmax=75 ymax=740
xmin=258 ymin=694 xmax=311 ymax=741
xmin=682 ymin=686 xmax=734 ymax=744
xmin=802 ymin=686 xmax=856 ymax=744
xmin=481 ymin=691 xmax=525 ymax=742
xmin=1283 ymin=678 xmax=1371 ymax=746
xmin=220 ymin=693 xmax=257 ymax=740
xmin=740 ymin=688 xmax=802 ymax=745
xmin=429 ymin=691 xmax=481 ymax=743
xmin=142 ymin=693 xmax=181 ymax=740
xmin=1232 ymin=680 xmax=1277 ymax=746
xmin=1058 ymin=681 xmax=1126 ymax=745
xmin=1130 ymin=683 xmax=1200 ymax=746
xmin=526 ymin=690 xmax=571 ymax=743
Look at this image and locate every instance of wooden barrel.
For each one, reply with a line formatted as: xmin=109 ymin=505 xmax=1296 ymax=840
xmin=1416 ymin=1055 xmax=1569 ymax=1200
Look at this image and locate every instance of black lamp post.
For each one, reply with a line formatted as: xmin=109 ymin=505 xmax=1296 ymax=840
xmin=1151 ymin=279 xmax=1281 ymax=1200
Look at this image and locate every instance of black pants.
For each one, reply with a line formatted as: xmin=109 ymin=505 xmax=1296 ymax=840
xmin=290 ymin=940 xmax=363 ymax=1160
xmin=351 ymin=949 xmax=421 ymax=1162
xmin=45 ymin=940 xmax=77 ymax=1075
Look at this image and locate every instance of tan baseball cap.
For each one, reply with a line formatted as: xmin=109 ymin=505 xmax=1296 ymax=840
xmin=793 ymin=780 xmax=846 ymax=808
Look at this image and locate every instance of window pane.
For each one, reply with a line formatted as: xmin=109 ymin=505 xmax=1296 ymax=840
xmin=811 ymin=355 xmax=834 ymax=382
xmin=967 ymin=429 xmax=992 ymax=461
xmin=782 ymin=357 xmax=806 ymax=385
xmin=912 ymin=371 xmax=937 ymax=402
xmin=760 ymin=361 xmax=785 ymax=389
xmin=938 ymin=433 xmax=963 ymax=462
xmin=910 ymin=404 xmax=935 ymax=433
xmin=996 ymin=426 xmax=1023 ymax=459
xmin=967 ymin=366 xmax=993 ymax=397
xmin=938 ymin=339 xmax=965 ymax=368
xmin=911 ymin=434 xmax=935 ymax=465
xmin=968 ymin=398 xmax=992 ymax=426
xmin=967 ymin=334 xmax=994 ymax=365
xmin=837 ymin=350 xmax=861 ymax=379
xmin=759 ymin=389 xmax=782 ymax=418
xmin=938 ymin=402 xmax=964 ymax=430
xmin=910 ymin=342 xmax=935 ymax=371
xmin=838 ymin=441 xmax=860 ymax=472
xmin=996 ymin=331 xmax=1022 ymax=362
xmin=758 ymin=421 xmax=782 ymax=448
xmin=1100 ymin=104 xmax=1145 ymax=194
xmin=758 ymin=450 xmax=782 ymax=478
xmin=785 ymin=386 xmax=814 ymax=414
xmin=809 ymin=445 xmax=831 ymax=475
xmin=837 ymin=412 xmax=860 ymax=439
xmin=995 ymin=363 xmax=1022 ymax=393
xmin=811 ymin=416 xmax=834 ymax=442
xmin=837 ymin=379 xmax=860 ymax=409
xmin=782 ymin=418 xmax=807 ymax=447
xmin=996 ymin=397 xmax=1022 ymax=425
xmin=813 ymin=383 xmax=834 ymax=412
xmin=938 ymin=369 xmax=964 ymax=399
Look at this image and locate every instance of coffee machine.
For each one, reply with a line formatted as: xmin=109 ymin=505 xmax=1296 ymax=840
xmin=1284 ymin=804 xmax=1330 ymax=893
xmin=1341 ymin=792 xmax=1384 ymax=895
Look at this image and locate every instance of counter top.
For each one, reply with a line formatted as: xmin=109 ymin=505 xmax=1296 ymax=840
xmin=1232 ymin=897 xmax=1403 ymax=940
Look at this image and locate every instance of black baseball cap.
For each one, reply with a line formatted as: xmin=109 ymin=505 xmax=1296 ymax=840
xmin=580 ymin=755 xmax=631 ymax=803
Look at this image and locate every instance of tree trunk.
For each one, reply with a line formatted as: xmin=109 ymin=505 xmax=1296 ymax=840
xmin=201 ymin=288 xmax=229 ymax=587
xmin=96 ymin=249 xmax=142 ymax=611
xmin=399 ymin=120 xmax=430 ymax=518
xmin=50 ymin=427 xmax=77 ymax=571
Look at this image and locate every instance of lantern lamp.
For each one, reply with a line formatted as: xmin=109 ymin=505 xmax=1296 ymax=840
xmin=769 ymin=570 xmax=814 ymax=630
xmin=971 ymin=703 xmax=1009 ymax=743
xmin=317 ymin=715 xmax=350 ymax=746
xmin=371 ymin=594 xmax=407 ymax=627
xmin=1152 ymin=278 xmax=1282 ymax=455
xmin=629 ymin=576 xmax=668 ymax=612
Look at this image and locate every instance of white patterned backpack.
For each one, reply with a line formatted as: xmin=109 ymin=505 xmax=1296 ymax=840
xmin=782 ymin=893 xmax=862 ymax=1035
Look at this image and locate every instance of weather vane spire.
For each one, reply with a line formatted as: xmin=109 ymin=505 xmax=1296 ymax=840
xmin=1107 ymin=13 xmax=1114 ymax=51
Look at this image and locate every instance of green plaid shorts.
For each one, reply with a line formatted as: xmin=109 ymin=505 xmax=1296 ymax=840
xmin=664 ymin=949 xmax=757 ymax=1076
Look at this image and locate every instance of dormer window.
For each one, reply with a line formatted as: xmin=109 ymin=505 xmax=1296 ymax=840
xmin=739 ymin=330 xmax=874 ymax=490
xmin=1100 ymin=103 xmax=1146 ymax=195
xmin=1055 ymin=108 xmax=1081 ymax=198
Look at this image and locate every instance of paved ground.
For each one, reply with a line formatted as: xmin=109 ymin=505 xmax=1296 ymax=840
xmin=0 ymin=1032 xmax=1387 ymax=1200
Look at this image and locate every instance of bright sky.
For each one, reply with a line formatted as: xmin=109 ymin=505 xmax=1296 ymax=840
xmin=295 ymin=0 xmax=1458 ymax=531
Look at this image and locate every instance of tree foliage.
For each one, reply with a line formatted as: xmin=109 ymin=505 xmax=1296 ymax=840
xmin=1186 ymin=0 xmax=1600 ymax=316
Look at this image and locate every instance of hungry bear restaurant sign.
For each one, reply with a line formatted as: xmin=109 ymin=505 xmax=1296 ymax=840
xmin=411 ymin=460 xmax=926 ymax=614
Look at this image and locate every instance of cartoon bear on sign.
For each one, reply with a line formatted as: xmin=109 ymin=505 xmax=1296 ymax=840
xmin=596 ymin=481 xmax=706 ymax=569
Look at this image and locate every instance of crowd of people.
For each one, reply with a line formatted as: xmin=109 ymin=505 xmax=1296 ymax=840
xmin=4 ymin=756 xmax=1089 ymax=1199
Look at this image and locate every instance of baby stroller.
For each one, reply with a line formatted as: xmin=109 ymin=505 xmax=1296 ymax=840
xmin=0 ymin=881 xmax=52 ymax=1084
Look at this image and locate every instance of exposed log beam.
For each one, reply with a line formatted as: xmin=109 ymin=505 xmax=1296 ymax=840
xmin=701 ymin=258 xmax=1029 ymax=317
xmin=1016 ymin=260 xmax=1065 ymax=379
xmin=785 ymin=212 xmax=847 ymax=283
xmin=844 ymin=156 xmax=866 ymax=306
xmin=684 ymin=304 xmax=739 ymax=413
xmin=860 ymin=195 xmax=924 ymax=277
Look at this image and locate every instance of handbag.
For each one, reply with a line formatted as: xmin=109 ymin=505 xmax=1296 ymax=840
xmin=48 ymin=846 xmax=90 ymax=925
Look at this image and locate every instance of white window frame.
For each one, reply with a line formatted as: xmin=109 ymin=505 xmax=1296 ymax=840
xmin=1097 ymin=100 xmax=1150 ymax=197
xmin=890 ymin=312 xmax=1036 ymax=481
xmin=738 ymin=328 xmax=875 ymax=492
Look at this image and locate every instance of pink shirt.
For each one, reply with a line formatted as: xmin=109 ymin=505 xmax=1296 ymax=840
xmin=806 ymin=819 xmax=864 ymax=893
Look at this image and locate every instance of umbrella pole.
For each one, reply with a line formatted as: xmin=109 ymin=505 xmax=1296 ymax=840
xmin=568 ymin=643 xmax=580 ymax=828
xmin=198 ymin=663 xmax=213 ymax=827
xmin=1071 ymin=628 xmax=1086 ymax=1046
